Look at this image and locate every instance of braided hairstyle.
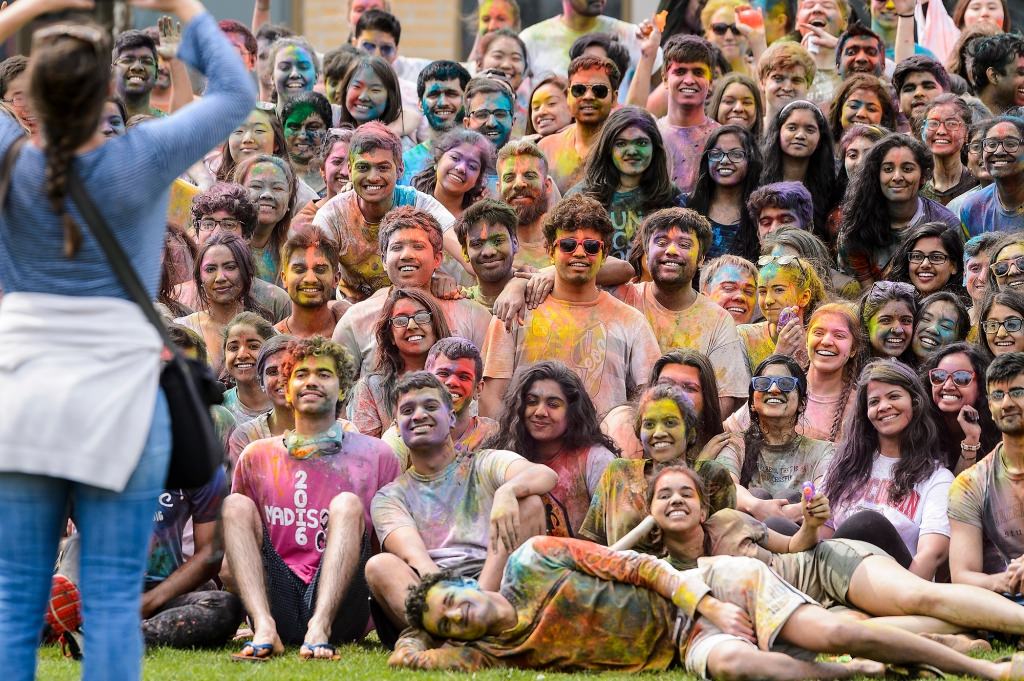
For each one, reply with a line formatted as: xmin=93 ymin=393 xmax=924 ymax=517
xmin=28 ymin=24 xmax=111 ymax=258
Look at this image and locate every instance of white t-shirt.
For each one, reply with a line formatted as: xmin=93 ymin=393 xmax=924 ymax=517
xmin=827 ymin=454 xmax=954 ymax=554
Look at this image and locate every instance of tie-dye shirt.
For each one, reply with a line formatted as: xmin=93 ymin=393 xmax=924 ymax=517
xmin=381 ymin=413 xmax=498 ymax=470
xmin=227 ymin=414 xmax=359 ymax=467
xmin=232 ymin=430 xmax=399 ymax=583
xmin=333 ymin=286 xmax=493 ymax=378
xmin=145 ymin=466 xmax=228 ymax=586
xmin=537 ymin=125 xmax=587 ymax=195
xmin=615 ymin=285 xmax=749 ymax=399
xmin=519 ymin=15 xmax=663 ymax=78
xmin=392 ymin=535 xmax=709 ymax=672
xmin=370 ymin=448 xmax=524 ymax=574
xmin=311 ymin=186 xmax=455 ymax=301
xmin=958 ymin=184 xmax=1024 ymax=238
xmin=658 ymin=116 xmax=720 ymax=196
xmin=736 ymin=321 xmax=777 ymax=374
xmin=482 ymin=292 xmax=661 ymax=416
xmin=538 ymin=445 xmax=617 ymax=538
xmin=715 ymin=434 xmax=834 ymax=500
xmin=401 ymin=141 xmax=433 ymax=186
xmin=579 ymin=458 xmax=658 ymax=554
xmin=948 ymin=445 xmax=1024 ymax=572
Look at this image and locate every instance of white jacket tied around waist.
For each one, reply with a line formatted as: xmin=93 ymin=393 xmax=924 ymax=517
xmin=0 ymin=292 xmax=163 ymax=491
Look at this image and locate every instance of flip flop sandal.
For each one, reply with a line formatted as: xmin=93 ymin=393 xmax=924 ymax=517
xmin=885 ymin=663 xmax=948 ymax=679
xmin=299 ymin=642 xmax=341 ymax=661
xmin=231 ymin=641 xmax=277 ymax=662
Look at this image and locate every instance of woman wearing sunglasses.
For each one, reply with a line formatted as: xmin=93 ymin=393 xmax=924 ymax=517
xmin=977 ymin=291 xmax=1024 ymax=360
xmin=885 ymin=222 xmax=967 ymax=299
xmin=984 ymin=232 xmax=1024 ymax=294
xmin=700 ymin=0 xmax=766 ymax=76
xmin=737 ymin=254 xmax=826 ymax=374
xmin=859 ymin=280 xmax=918 ymax=365
xmin=911 ymin=291 xmax=971 ymax=363
xmin=719 ymin=355 xmax=833 ymax=528
xmin=821 ymin=360 xmax=952 ymax=579
xmin=919 ymin=343 xmax=999 ymax=474
xmin=685 ymin=125 xmax=763 ymax=261
xmin=348 ymin=288 xmax=451 ymax=438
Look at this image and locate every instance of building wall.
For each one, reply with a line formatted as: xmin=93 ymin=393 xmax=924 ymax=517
xmin=301 ymin=0 xmax=462 ymax=57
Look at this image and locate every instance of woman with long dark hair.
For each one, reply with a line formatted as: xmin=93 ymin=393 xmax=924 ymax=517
xmin=720 ymin=355 xmax=834 ymax=527
xmin=524 ymin=73 xmax=571 ymax=140
xmin=859 ymin=280 xmax=919 ymax=365
xmin=411 ymin=128 xmax=493 ymax=219
xmin=885 ymin=222 xmax=967 ymax=299
xmin=976 ymin=290 xmax=1024 ymax=361
xmin=918 ymin=94 xmax=977 ymax=207
xmin=838 ymin=134 xmax=959 ymax=285
xmin=336 ymin=54 xmax=405 ymax=133
xmin=822 ymin=360 xmax=953 ymax=578
xmin=233 ymin=153 xmax=296 ymax=284
xmin=214 ymin=103 xmax=287 ymax=182
xmin=575 ymin=106 xmax=681 ymax=260
xmin=760 ymin=100 xmax=837 ymax=241
xmin=706 ymin=72 xmax=764 ymax=140
xmin=488 ymin=360 xmax=617 ymax=536
xmin=826 ymin=74 xmax=898 ymax=146
xmin=919 ymin=342 xmax=999 ymax=474
xmin=911 ymin=291 xmax=971 ymax=363
xmin=349 ymin=287 xmax=450 ymax=438
xmin=686 ymin=124 xmax=763 ymax=261
xmin=0 ymin=0 xmax=254 ymax=675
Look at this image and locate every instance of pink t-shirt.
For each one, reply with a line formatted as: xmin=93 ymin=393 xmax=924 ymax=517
xmin=232 ymin=431 xmax=400 ymax=583
xmin=657 ymin=116 xmax=720 ymax=196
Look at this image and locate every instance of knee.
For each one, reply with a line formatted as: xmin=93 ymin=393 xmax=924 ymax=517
xmin=365 ymin=553 xmax=407 ymax=592
xmin=329 ymin=492 xmax=365 ymax=532
xmin=817 ymin=619 xmax=860 ymax=650
xmin=221 ymin=493 xmax=257 ymax=525
xmin=709 ymin=647 xmax=761 ymax=681
xmin=518 ymin=495 xmax=546 ymax=537
xmin=895 ymin=579 xmax=941 ymax=613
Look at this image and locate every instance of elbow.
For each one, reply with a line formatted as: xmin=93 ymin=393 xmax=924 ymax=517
xmin=535 ymin=464 xmax=558 ymax=493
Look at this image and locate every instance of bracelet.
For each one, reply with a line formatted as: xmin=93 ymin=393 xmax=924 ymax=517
xmin=961 ymin=440 xmax=982 ymax=453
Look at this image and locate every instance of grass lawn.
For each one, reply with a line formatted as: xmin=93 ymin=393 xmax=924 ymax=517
xmin=34 ymin=638 xmax=1017 ymax=681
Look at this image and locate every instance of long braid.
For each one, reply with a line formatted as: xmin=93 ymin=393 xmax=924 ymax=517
xmin=43 ymin=135 xmax=82 ymax=257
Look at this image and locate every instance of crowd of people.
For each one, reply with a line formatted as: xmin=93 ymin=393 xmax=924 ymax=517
xmin=3 ymin=0 xmax=1024 ymax=677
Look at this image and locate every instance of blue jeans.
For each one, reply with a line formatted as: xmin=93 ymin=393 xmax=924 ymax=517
xmin=0 ymin=389 xmax=170 ymax=681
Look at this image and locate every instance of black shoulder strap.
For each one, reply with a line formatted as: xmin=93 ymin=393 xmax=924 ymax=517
xmin=0 ymin=135 xmax=28 ymax=208
xmin=65 ymin=167 xmax=184 ymax=363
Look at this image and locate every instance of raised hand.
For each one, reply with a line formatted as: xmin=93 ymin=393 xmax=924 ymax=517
xmin=155 ymin=15 xmax=181 ymax=60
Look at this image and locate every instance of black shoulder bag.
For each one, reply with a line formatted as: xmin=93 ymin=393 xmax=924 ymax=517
xmin=1 ymin=136 xmax=224 ymax=489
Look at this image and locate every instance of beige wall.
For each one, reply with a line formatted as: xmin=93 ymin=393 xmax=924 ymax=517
xmin=300 ymin=0 xmax=462 ymax=59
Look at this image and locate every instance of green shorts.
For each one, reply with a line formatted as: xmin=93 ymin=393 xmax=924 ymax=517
xmin=771 ymin=539 xmax=888 ymax=609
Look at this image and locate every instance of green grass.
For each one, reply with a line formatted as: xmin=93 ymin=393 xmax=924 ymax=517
xmin=34 ymin=639 xmax=1018 ymax=681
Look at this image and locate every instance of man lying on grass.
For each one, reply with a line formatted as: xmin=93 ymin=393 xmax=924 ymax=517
xmin=388 ymin=535 xmax=1024 ymax=680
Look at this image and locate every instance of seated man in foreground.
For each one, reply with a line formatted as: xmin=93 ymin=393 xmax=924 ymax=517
xmin=390 ymin=536 xmax=1019 ymax=680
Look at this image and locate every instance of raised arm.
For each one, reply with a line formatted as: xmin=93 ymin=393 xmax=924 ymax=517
xmin=0 ymin=0 xmax=96 ymax=42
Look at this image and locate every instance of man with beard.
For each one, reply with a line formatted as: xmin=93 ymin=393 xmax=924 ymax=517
xmin=613 ymin=208 xmax=748 ymax=416
xmin=401 ymin=61 xmax=472 ymax=185
xmin=224 ymin=337 xmax=400 ymax=660
xmin=479 ymin=194 xmax=660 ymax=418
xmin=959 ymin=117 xmax=1024 ymax=236
xmin=366 ymin=371 xmax=554 ymax=647
xmin=113 ymin=30 xmax=165 ymax=119
xmin=275 ymin=229 xmax=351 ymax=338
xmin=658 ymin=36 xmax=719 ymax=196
xmin=455 ymin=199 xmax=519 ymax=312
xmin=538 ymin=55 xmax=619 ymax=194
xmin=972 ymin=34 xmax=1024 ymax=117
xmin=892 ymin=56 xmax=949 ymax=123
xmin=949 ymin=351 xmax=1024 ymax=594
xmin=836 ymin=23 xmax=885 ymax=79
xmin=519 ymin=0 xmax=661 ymax=79
xmin=463 ymin=76 xmax=516 ymax=153
xmin=497 ymin=140 xmax=554 ymax=270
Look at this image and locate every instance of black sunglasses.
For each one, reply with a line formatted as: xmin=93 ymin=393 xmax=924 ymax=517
xmin=711 ymin=22 xmax=741 ymax=35
xmin=557 ymin=238 xmax=603 ymax=255
xmin=569 ymin=83 xmax=610 ymax=99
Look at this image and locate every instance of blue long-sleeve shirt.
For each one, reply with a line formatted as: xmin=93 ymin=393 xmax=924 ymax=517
xmin=0 ymin=12 xmax=256 ymax=300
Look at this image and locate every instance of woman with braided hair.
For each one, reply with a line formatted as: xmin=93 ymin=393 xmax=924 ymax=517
xmin=0 ymin=0 xmax=255 ymax=676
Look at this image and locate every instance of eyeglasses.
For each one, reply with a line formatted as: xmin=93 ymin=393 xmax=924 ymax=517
xmin=928 ymin=368 xmax=975 ymax=387
xmin=989 ymin=387 xmax=1024 ymax=402
xmin=711 ymin=22 xmax=741 ymax=35
xmin=113 ymin=55 xmax=157 ymax=68
xmin=569 ymin=83 xmax=611 ymax=99
xmin=967 ymin=141 xmax=984 ymax=155
xmin=908 ymin=250 xmax=949 ymax=265
xmin=468 ymin=108 xmax=512 ymax=122
xmin=709 ymin=148 xmax=748 ymax=163
xmin=990 ymin=255 xmax=1024 ymax=278
xmin=751 ymin=375 xmax=799 ymax=392
xmin=390 ymin=311 xmax=432 ymax=327
xmin=981 ymin=316 xmax=1024 ymax=335
xmin=197 ymin=217 xmax=243 ymax=232
xmin=922 ymin=118 xmax=964 ymax=132
xmin=982 ymin=137 xmax=1022 ymax=154
xmin=557 ymin=237 xmax=603 ymax=255
xmin=0 ymin=94 xmax=26 ymax=107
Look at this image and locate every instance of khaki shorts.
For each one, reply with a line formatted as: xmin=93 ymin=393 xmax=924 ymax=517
xmin=772 ymin=539 xmax=888 ymax=609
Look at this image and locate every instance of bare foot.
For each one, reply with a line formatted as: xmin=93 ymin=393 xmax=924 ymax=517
xmin=846 ymin=659 xmax=886 ymax=678
xmin=922 ymin=633 xmax=992 ymax=655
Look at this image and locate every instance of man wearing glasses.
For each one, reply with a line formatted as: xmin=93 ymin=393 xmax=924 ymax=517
xmin=948 ymin=351 xmax=1024 ymax=599
xmin=0 ymin=56 xmax=34 ymax=134
xmin=480 ymin=194 xmax=660 ymax=418
xmin=959 ymin=116 xmax=1024 ymax=236
xmin=538 ymin=55 xmax=619 ymax=194
xmin=463 ymin=76 xmax=516 ymax=152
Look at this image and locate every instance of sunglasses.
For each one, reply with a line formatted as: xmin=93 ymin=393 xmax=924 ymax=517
xmin=390 ymin=311 xmax=432 ymax=328
xmin=982 ymin=317 xmax=1024 ymax=334
xmin=569 ymin=83 xmax=611 ymax=99
xmin=751 ymin=375 xmax=799 ymax=392
xmin=711 ymin=22 xmax=741 ymax=35
xmin=928 ymin=369 xmax=975 ymax=387
xmin=557 ymin=238 xmax=603 ymax=256
xmin=990 ymin=255 xmax=1024 ymax=278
